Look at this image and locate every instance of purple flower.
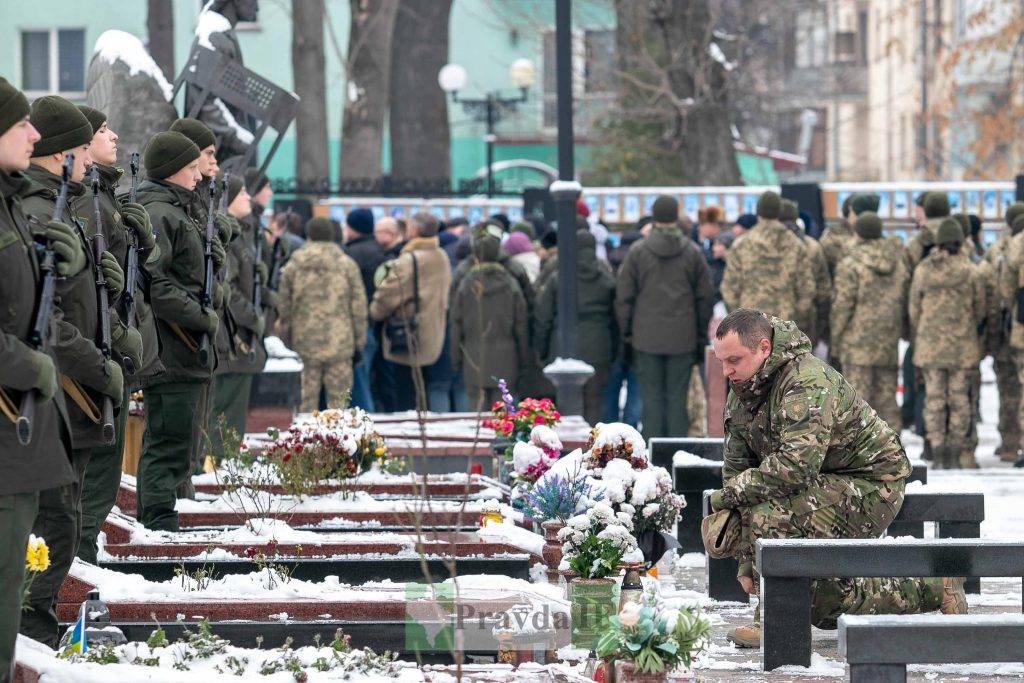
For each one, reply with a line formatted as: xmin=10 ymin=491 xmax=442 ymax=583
xmin=498 ymin=378 xmax=516 ymax=415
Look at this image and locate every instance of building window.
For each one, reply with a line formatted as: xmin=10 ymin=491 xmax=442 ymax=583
xmin=20 ymin=28 xmax=86 ymax=97
xmin=795 ymin=8 xmax=827 ymax=68
xmin=542 ymin=28 xmax=607 ymax=128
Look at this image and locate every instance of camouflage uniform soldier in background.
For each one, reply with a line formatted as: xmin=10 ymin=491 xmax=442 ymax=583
xmin=720 ymin=191 xmax=815 ymax=330
xmin=276 ymin=217 xmax=366 ymax=412
xmin=780 ymin=199 xmax=830 ymax=345
xmin=830 ymin=212 xmax=909 ymax=431
xmin=708 ymin=309 xmax=965 ymax=649
xmin=985 ymin=202 xmax=1024 ymax=461
xmin=820 ymin=194 xmax=857 ymax=279
xmin=955 ymin=213 xmax=999 ymax=469
xmin=909 ymin=219 xmax=987 ymax=469
xmin=998 ymin=213 xmax=1024 ymax=466
xmin=906 ymin=192 xmax=950 ymax=271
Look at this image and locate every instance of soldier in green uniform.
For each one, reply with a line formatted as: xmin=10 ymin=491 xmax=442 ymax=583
xmin=0 ymin=77 xmax=79 ymax=679
xmin=208 ymin=174 xmax=266 ymax=461
xmin=134 ymin=131 xmax=220 ymax=531
xmin=780 ymin=198 xmax=830 ymax=345
xmin=985 ymin=202 xmax=1024 ymax=461
xmin=708 ymin=308 xmax=966 ymax=649
xmin=17 ymin=97 xmax=126 ymax=646
xmin=166 ymin=118 xmax=232 ymax=486
xmin=830 ymin=212 xmax=910 ymax=431
xmin=74 ymin=105 xmax=163 ymax=564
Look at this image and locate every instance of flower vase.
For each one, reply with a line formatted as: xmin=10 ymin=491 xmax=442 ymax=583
xmin=491 ymin=436 xmax=512 ymax=482
xmin=540 ymin=520 xmax=565 ymax=584
xmin=614 ymin=661 xmax=668 ymax=683
xmin=569 ymin=578 xmax=618 ymax=650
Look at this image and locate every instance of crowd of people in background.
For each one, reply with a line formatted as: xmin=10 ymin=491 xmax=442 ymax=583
xmin=273 ymin=187 xmax=1024 ymax=476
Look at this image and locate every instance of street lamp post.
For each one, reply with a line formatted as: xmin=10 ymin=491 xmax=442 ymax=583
xmin=438 ymin=60 xmax=536 ymax=198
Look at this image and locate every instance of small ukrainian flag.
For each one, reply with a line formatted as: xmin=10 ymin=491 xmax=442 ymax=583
xmin=62 ymin=604 xmax=88 ymax=656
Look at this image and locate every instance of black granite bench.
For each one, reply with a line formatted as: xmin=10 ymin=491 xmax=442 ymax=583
xmin=839 ymin=614 xmax=1024 ymax=683
xmin=702 ymin=489 xmax=985 ymax=602
xmin=756 ymin=538 xmax=1024 ymax=670
xmin=668 ymin=434 xmax=927 ymax=553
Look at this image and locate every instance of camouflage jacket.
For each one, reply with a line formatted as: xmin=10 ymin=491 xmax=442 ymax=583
xmin=963 ymin=240 xmax=1001 ymax=357
xmin=830 ymin=237 xmax=909 ymax=367
xmin=720 ymin=318 xmax=910 ymax=509
xmin=720 ymin=219 xmax=815 ymax=330
xmin=998 ymin=232 xmax=1024 ymax=350
xmin=819 ymin=220 xmax=856 ymax=278
xmin=905 ymin=218 xmax=941 ymax=272
xmin=278 ymin=241 xmax=366 ymax=363
xmin=909 ymin=249 xmax=986 ymax=368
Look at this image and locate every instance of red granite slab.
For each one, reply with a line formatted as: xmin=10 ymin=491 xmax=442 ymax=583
xmin=191 ymin=480 xmax=497 ymax=497
xmin=57 ymin=571 xmax=527 ymax=623
xmin=102 ymin=538 xmax=533 ymax=560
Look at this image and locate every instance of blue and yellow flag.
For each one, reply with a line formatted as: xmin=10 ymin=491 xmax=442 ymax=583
xmin=62 ymin=604 xmax=88 ymax=656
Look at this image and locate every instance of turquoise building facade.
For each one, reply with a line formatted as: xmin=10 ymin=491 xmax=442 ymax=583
xmin=0 ymin=0 xmax=616 ymax=189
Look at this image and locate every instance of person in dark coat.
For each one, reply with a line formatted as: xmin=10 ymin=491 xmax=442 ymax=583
xmin=450 ymin=224 xmax=530 ymax=408
xmin=535 ymin=230 xmax=616 ymax=424
xmin=602 ymin=229 xmax=644 ymax=427
xmin=344 ymin=207 xmax=386 ymax=411
xmin=616 ymin=195 xmax=714 ymax=438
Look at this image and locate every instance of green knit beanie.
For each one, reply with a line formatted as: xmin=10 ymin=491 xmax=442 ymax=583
xmin=851 ymin=193 xmax=880 ymax=215
xmin=1012 ymin=214 xmax=1024 ymax=236
xmin=143 ymin=131 xmax=201 ymax=180
xmin=936 ymin=217 xmax=963 ymax=245
xmin=855 ymin=212 xmax=883 ymax=240
xmin=77 ymin=105 xmax=106 ymax=136
xmin=0 ymin=77 xmax=30 ymax=136
xmin=651 ymin=195 xmax=679 ymax=224
xmin=1005 ymin=202 xmax=1024 ymax=228
xmin=756 ymin=191 xmax=781 ymax=220
xmin=954 ymin=213 xmax=970 ymax=239
xmin=472 ymin=223 xmax=503 ymax=262
xmin=305 ymin=217 xmax=335 ymax=242
xmin=170 ymin=117 xmax=216 ymax=151
xmin=510 ymin=221 xmax=536 ymax=240
xmin=30 ymin=95 xmax=93 ymax=156
xmin=924 ymin=192 xmax=950 ymax=218
xmin=779 ymin=199 xmax=798 ymax=222
xmin=223 ymin=173 xmax=245 ymax=206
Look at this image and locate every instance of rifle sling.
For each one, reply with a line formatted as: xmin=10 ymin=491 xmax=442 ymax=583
xmin=0 ymin=388 xmax=18 ymax=424
xmin=60 ymin=375 xmax=102 ymax=424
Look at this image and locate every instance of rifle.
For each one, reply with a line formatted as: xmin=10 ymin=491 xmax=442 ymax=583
xmin=217 ymin=176 xmax=242 ymax=359
xmin=197 ymin=177 xmax=216 ymax=366
xmin=90 ymin=168 xmax=116 ymax=444
xmin=267 ymin=209 xmax=292 ymax=289
xmin=250 ymin=213 xmax=263 ymax=357
xmin=118 ymin=152 xmax=140 ymax=375
xmin=15 ymin=154 xmax=72 ymax=444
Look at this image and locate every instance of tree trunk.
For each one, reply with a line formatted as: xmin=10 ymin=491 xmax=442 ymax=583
xmin=592 ymin=0 xmax=740 ymax=186
xmin=389 ymin=0 xmax=453 ymax=185
xmin=146 ymin=0 xmax=175 ymax=82
xmin=292 ymin=0 xmax=329 ymax=187
xmin=340 ymin=0 xmax=399 ymax=182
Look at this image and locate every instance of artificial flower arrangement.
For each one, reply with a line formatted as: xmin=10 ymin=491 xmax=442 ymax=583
xmin=541 ymin=423 xmax=685 ymax=566
xmin=483 ymin=379 xmax=561 ymax=450
xmin=262 ymin=408 xmax=403 ymax=496
xmin=558 ymin=502 xmax=644 ymax=579
xmin=596 ymin=594 xmax=711 ymax=676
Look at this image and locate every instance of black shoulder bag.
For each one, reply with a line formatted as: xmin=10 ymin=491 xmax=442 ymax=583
xmin=385 ymin=252 xmax=419 ymax=354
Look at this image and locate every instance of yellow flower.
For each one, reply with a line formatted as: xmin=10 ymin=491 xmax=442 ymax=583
xmin=374 ymin=447 xmax=386 ymax=457
xmin=25 ymin=535 xmax=50 ymax=573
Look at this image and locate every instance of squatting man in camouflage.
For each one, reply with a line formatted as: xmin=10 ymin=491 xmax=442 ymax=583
xmin=707 ymin=308 xmax=967 ymax=649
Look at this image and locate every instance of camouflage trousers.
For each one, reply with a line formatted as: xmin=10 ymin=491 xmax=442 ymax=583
xmin=993 ymin=352 xmax=1021 ymax=455
xmin=921 ymin=368 xmax=973 ymax=452
xmin=963 ymin=368 xmax=982 ymax=460
xmin=300 ymin=358 xmax=354 ymax=413
xmin=737 ymin=474 xmax=942 ymax=630
xmin=843 ymin=364 xmax=900 ymax=432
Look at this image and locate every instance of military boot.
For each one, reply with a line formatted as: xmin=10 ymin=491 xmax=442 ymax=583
xmin=959 ymin=449 xmax=980 ymax=469
xmin=940 ymin=577 xmax=968 ymax=615
xmin=930 ymin=444 xmax=946 ymax=470
xmin=727 ymin=596 xmax=761 ymax=648
xmin=999 ymin=445 xmax=1018 ymax=463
